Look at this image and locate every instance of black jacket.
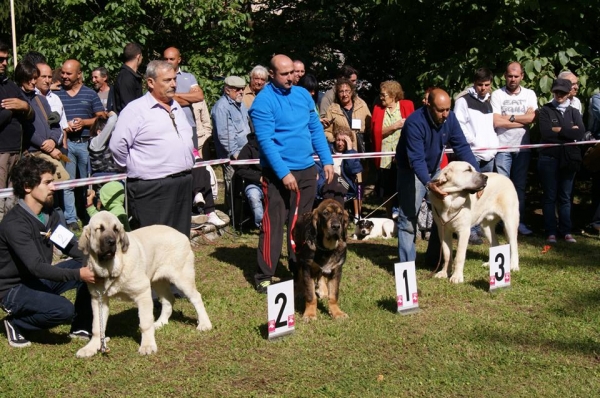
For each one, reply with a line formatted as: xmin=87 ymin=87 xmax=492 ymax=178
xmin=235 ymin=132 xmax=262 ymax=187
xmin=538 ymin=102 xmax=585 ymax=159
xmin=0 ymin=202 xmax=83 ymax=299
xmin=0 ymin=77 xmax=30 ymax=152
xmin=113 ymin=65 xmax=143 ymax=113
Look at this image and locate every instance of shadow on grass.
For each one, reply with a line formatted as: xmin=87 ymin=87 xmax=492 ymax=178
xmin=469 ymin=277 xmax=490 ymax=292
xmin=211 ymin=244 xmax=294 ymax=287
xmin=377 ymin=297 xmax=398 ymax=314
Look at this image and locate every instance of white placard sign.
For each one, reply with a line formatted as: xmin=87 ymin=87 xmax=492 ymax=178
xmin=351 ymin=118 xmax=362 ymax=130
xmin=50 ymin=224 xmax=74 ymax=249
xmin=394 ymin=261 xmax=419 ymax=314
xmin=489 ymin=244 xmax=511 ymax=291
xmin=267 ymin=280 xmax=295 ymax=340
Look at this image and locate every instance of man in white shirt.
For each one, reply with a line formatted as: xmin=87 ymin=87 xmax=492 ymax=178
xmin=491 ymin=62 xmax=538 ymax=235
xmin=35 ymin=63 xmax=67 ymax=132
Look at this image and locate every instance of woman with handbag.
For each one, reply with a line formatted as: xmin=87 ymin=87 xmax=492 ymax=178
xmin=538 ymin=78 xmax=585 ymax=244
xmin=15 ymin=61 xmax=68 ymax=181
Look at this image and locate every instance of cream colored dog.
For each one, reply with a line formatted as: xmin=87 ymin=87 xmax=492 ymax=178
xmin=76 ymin=211 xmax=212 ymax=357
xmin=428 ymin=161 xmax=519 ymax=284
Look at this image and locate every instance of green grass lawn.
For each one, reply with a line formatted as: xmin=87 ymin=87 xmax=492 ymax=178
xmin=1 ymin=223 xmax=599 ymax=397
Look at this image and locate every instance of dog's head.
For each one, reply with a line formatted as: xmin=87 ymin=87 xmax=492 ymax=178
xmin=311 ymin=199 xmax=349 ymax=243
xmin=430 ymin=161 xmax=488 ymax=194
xmin=356 ymin=219 xmax=375 ymax=237
xmin=79 ymin=211 xmax=129 ymax=261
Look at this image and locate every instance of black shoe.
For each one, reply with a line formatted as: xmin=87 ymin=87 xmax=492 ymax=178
xmin=255 ymin=280 xmax=271 ymax=294
xmin=67 ymin=222 xmax=81 ymax=232
xmin=4 ymin=319 xmax=31 ymax=348
xmin=69 ymin=329 xmax=92 ymax=340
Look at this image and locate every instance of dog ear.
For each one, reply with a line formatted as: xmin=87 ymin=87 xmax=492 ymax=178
xmin=78 ymin=225 xmax=90 ymax=255
xmin=119 ymin=224 xmax=130 ymax=253
xmin=341 ymin=210 xmax=349 ymax=241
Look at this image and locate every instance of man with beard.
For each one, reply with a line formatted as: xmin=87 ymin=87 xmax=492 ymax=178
xmin=113 ymin=42 xmax=143 ymax=113
xmin=0 ymin=156 xmax=95 ymax=348
xmin=110 ymin=60 xmax=195 ymax=235
xmin=491 ymin=61 xmax=538 ymax=236
xmin=395 ymin=88 xmax=479 ymax=265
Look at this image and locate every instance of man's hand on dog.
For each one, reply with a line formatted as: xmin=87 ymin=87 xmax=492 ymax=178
xmin=80 ymin=266 xmax=96 ymax=284
xmin=428 ymin=180 xmax=448 ymax=199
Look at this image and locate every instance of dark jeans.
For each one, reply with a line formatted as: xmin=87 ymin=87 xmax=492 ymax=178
xmin=0 ymin=259 xmax=92 ymax=334
xmin=537 ymin=155 xmax=576 ymax=236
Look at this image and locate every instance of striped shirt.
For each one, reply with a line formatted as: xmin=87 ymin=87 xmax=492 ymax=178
xmin=56 ymin=85 xmax=104 ymax=138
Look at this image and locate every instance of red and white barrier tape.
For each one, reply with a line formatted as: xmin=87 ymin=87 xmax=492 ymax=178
xmin=2 ymin=140 xmax=597 ymax=199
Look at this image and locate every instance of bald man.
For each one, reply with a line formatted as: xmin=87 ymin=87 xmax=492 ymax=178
xmin=249 ymin=54 xmax=333 ymax=293
xmin=163 ymin=47 xmax=204 ymax=148
xmin=395 ymin=88 xmax=479 ymax=266
xmin=56 ymin=59 xmax=105 ymax=231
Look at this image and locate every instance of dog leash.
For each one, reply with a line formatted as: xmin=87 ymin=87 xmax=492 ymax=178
xmin=362 ymin=192 xmax=398 ymax=220
xmin=94 ymin=287 xmax=110 ymax=355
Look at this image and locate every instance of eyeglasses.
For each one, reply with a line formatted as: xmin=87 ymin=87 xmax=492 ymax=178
xmin=227 ymin=86 xmax=244 ymax=92
xmin=338 ymin=90 xmax=352 ymax=95
xmin=0 ymin=56 xmax=8 ymax=63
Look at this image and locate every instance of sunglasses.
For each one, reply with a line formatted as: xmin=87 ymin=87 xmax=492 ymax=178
xmin=0 ymin=56 xmax=9 ymax=63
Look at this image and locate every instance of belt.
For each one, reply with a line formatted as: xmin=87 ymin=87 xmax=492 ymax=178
xmin=127 ymin=170 xmax=191 ymax=183
xmin=69 ymin=137 xmax=90 ymax=143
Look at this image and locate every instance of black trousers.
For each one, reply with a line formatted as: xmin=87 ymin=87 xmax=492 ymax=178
xmin=191 ymin=166 xmax=216 ymax=213
xmin=255 ymin=165 xmax=317 ymax=285
xmin=127 ymin=173 xmax=192 ymax=236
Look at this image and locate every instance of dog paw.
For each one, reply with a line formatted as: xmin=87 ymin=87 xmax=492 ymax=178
xmin=449 ymin=274 xmax=464 ymax=284
xmin=482 ymin=262 xmax=490 ymax=268
xmin=331 ymin=311 xmax=348 ymax=320
xmin=302 ymin=313 xmax=317 ymax=322
xmin=510 ymin=265 xmax=520 ymax=271
xmin=138 ymin=343 xmax=158 ymax=355
xmin=153 ymin=319 xmax=168 ymax=329
xmin=434 ymin=271 xmax=448 ymax=279
xmin=196 ymin=320 xmax=213 ymax=331
xmin=75 ymin=341 xmax=101 ymax=358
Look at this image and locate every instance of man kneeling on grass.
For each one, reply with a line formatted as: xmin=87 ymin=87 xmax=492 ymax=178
xmin=0 ymin=156 xmax=95 ymax=348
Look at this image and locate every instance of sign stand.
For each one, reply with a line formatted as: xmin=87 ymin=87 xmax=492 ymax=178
xmin=489 ymin=244 xmax=511 ymax=292
xmin=267 ymin=280 xmax=295 ymax=340
xmin=394 ymin=261 xmax=420 ymax=315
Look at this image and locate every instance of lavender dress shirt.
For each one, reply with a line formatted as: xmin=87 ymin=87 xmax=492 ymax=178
xmin=110 ymin=92 xmax=195 ymax=179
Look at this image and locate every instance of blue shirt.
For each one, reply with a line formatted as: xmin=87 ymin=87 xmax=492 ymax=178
xmin=250 ymin=83 xmax=332 ymax=180
xmin=396 ymin=106 xmax=479 ymax=185
xmin=211 ymin=94 xmax=251 ymax=159
xmin=176 ymin=69 xmax=199 ymax=128
xmin=56 ymin=85 xmax=104 ymax=138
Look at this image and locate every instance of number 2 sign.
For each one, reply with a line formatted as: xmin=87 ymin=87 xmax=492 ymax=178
xmin=394 ymin=261 xmax=420 ymax=315
xmin=489 ymin=244 xmax=511 ymax=291
xmin=267 ymin=280 xmax=295 ymax=340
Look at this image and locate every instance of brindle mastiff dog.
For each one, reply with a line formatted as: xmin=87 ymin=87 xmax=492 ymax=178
xmin=293 ymin=199 xmax=349 ymax=321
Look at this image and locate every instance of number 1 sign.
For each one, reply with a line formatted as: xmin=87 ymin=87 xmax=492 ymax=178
xmin=267 ymin=280 xmax=295 ymax=340
xmin=489 ymin=244 xmax=511 ymax=291
xmin=394 ymin=261 xmax=420 ymax=315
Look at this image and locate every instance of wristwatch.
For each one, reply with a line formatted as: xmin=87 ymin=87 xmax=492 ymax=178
xmin=509 ymin=114 xmax=516 ymax=123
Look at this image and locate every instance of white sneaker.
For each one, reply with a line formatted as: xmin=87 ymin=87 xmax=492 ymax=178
xmin=518 ymin=223 xmax=533 ymax=235
xmin=207 ymin=212 xmax=226 ymax=227
xmin=193 ymin=192 xmax=205 ymax=207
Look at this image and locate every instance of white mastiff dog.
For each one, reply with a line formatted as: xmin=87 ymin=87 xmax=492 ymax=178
xmin=76 ymin=211 xmax=212 ymax=357
xmin=428 ymin=161 xmax=519 ymax=283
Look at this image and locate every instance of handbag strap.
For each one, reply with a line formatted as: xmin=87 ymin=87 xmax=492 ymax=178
xmin=33 ymin=95 xmax=49 ymax=121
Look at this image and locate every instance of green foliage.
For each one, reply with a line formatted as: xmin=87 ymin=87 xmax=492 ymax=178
xmin=10 ymin=0 xmax=252 ymax=104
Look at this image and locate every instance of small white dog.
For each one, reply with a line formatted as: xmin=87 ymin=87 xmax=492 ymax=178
xmin=352 ymin=218 xmax=396 ymax=240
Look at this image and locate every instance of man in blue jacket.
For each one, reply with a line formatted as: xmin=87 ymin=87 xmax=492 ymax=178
xmin=250 ymin=54 xmax=333 ymax=293
xmin=395 ymin=88 xmax=479 ymax=266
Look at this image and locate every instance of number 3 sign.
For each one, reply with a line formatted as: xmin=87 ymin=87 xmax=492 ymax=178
xmin=394 ymin=261 xmax=420 ymax=315
xmin=267 ymin=280 xmax=295 ymax=340
xmin=489 ymin=244 xmax=511 ymax=291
